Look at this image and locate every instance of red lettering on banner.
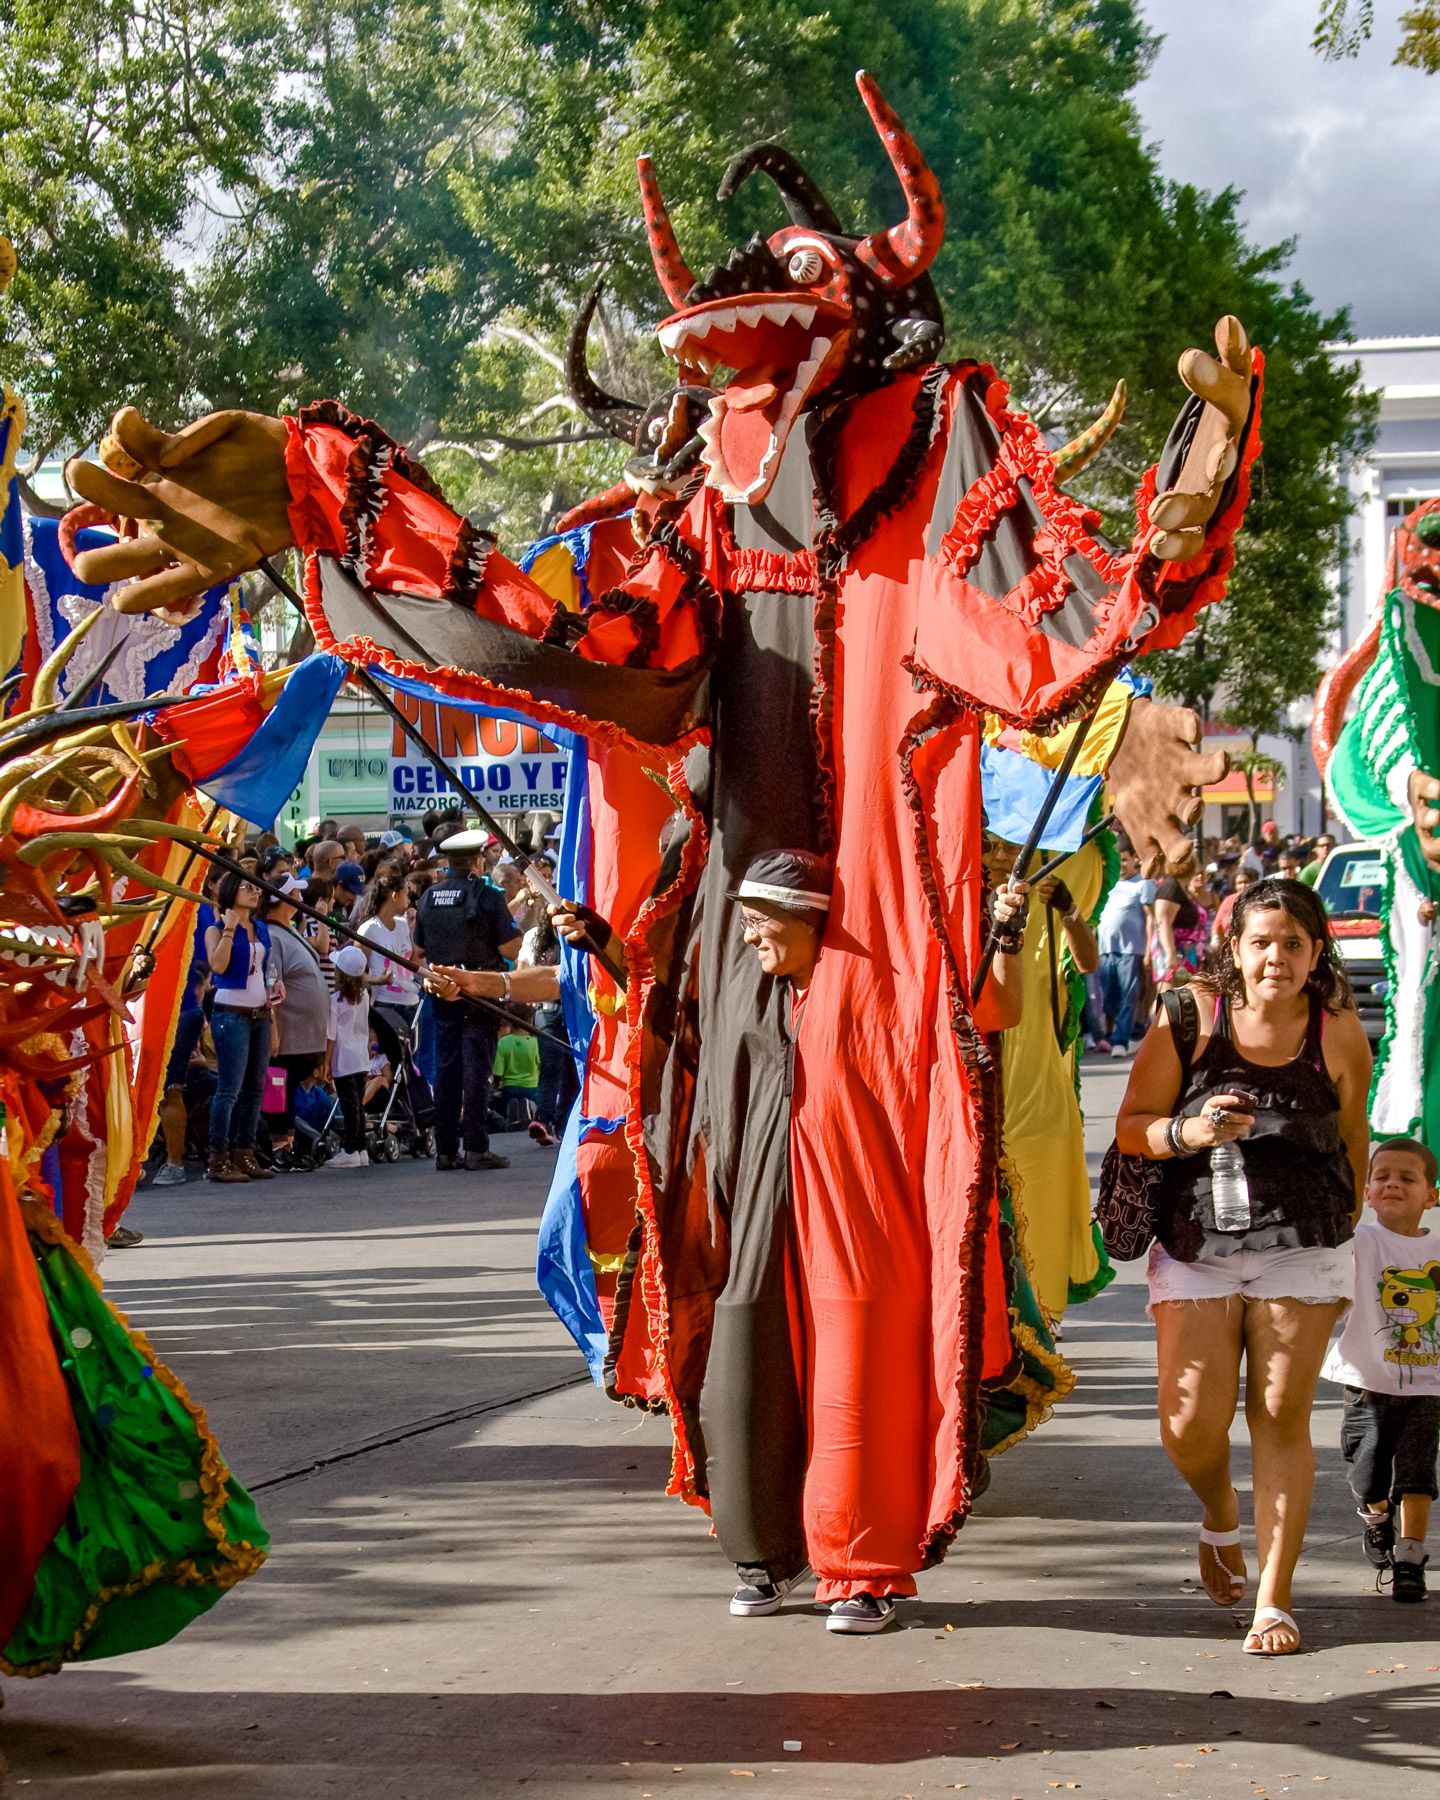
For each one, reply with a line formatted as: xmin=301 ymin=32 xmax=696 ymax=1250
xmin=441 ymin=708 xmax=479 ymax=758
xmin=478 ymin=717 xmax=519 ymax=757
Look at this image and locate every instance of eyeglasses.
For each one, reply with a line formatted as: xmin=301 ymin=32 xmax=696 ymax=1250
xmin=739 ymin=908 xmax=787 ymax=934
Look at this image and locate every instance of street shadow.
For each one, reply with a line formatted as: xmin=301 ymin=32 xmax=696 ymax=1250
xmin=5 ymin=1679 xmax=1437 ymax=1784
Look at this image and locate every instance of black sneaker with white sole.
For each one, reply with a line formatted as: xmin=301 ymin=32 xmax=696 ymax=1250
xmin=825 ymin=1593 xmax=896 ymax=1635
xmin=1362 ymin=1507 xmax=1395 ymax=1569
xmin=1392 ymin=1556 xmax=1428 ymax=1603
xmin=729 ymin=1563 xmax=811 ymax=1617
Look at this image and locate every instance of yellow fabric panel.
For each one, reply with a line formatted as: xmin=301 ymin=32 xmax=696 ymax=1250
xmin=526 ymin=541 xmax=583 ymax=612
xmin=983 ymin=677 xmax=1133 ymax=778
xmin=1000 ymin=840 xmax=1105 ymax=1320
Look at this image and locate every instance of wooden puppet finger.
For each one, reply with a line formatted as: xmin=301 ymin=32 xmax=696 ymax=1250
xmin=71 ymin=534 xmax=173 ymax=588
xmin=66 ymin=457 xmax=172 ymax=525
xmin=108 ymin=560 xmax=212 ymax=616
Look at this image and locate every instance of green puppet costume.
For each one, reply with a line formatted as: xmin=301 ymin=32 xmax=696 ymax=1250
xmin=1318 ymin=501 xmax=1440 ymax=1145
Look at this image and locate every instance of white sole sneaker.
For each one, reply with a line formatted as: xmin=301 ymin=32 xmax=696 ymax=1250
xmin=825 ymin=1596 xmax=896 ymax=1635
xmin=729 ymin=1564 xmax=812 ymax=1617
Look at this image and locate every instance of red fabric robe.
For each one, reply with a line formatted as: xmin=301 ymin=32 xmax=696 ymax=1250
xmin=289 ymin=359 xmax=1261 ymax=1598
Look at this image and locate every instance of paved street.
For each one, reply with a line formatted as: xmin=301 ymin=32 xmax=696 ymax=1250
xmin=2 ymin=1060 xmax=1437 ymax=1799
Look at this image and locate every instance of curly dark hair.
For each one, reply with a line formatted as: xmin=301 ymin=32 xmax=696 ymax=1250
xmin=1206 ymin=875 xmax=1352 ymax=1013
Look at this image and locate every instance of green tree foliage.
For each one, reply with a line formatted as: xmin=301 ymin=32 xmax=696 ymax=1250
xmin=1314 ymin=2 xmax=1440 ymax=72
xmin=0 ymin=0 xmax=1376 ymax=734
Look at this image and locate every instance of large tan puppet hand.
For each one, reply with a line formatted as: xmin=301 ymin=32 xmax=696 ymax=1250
xmin=1107 ymin=696 xmax=1226 ymax=876
xmin=1408 ymin=769 xmax=1440 ymax=872
xmin=66 ymin=407 xmax=293 ymax=615
xmin=1147 ymin=316 xmax=1254 ymax=563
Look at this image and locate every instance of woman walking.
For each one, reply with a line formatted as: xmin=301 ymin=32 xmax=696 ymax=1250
xmin=203 ymin=870 xmax=280 ymax=1184
xmin=261 ymin=874 xmax=330 ymax=1167
xmin=1117 ymin=877 xmax=1371 ymax=1655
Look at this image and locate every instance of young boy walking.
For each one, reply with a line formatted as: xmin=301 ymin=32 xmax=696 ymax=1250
xmin=1321 ymin=1137 xmax=1440 ymax=1602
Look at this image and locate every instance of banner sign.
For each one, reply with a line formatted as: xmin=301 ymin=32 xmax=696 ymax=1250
xmin=386 ymin=687 xmax=569 ymax=817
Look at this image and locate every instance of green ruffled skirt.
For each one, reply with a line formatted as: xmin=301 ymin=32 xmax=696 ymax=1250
xmin=3 ymin=1214 xmax=268 ymax=1676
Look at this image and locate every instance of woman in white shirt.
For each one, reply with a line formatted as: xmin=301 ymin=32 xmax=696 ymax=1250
xmin=356 ymin=874 xmax=435 ymax=1130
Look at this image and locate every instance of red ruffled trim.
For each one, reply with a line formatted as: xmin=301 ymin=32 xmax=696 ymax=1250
xmin=897 ymin=689 xmax=999 ymax=1563
xmin=618 ymin=753 xmax=712 ymax=1507
xmin=727 ymin=546 xmax=817 ymax=595
xmin=938 ymin=399 xmax=1129 ymax=626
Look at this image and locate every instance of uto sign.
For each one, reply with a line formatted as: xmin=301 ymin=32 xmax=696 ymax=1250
xmin=387 ymin=689 xmax=569 ymax=817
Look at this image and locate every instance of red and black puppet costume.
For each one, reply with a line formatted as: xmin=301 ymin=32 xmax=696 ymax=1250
xmin=73 ymin=73 xmax=1262 ymax=1606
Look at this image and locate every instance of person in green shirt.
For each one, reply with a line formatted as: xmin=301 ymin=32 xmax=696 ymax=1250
xmin=493 ymin=1023 xmax=541 ymax=1127
xmin=1299 ymin=834 xmax=1335 ymax=887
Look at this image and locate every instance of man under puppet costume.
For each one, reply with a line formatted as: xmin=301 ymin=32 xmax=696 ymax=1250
xmin=68 ymin=72 xmax=1262 ymax=1634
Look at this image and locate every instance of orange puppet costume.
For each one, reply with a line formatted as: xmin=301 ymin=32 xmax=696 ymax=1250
xmin=284 ymin=75 xmax=1262 ymax=1607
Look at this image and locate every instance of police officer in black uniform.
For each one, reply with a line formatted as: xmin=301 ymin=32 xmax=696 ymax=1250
xmin=415 ymin=829 xmax=522 ymax=1171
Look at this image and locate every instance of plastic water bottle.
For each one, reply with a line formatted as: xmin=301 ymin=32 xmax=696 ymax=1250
xmin=1210 ymin=1138 xmax=1252 ymax=1232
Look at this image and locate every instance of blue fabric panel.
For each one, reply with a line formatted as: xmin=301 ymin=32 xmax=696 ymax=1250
xmin=980 ymin=741 xmax=1103 ymax=853
xmin=535 ymin=1109 xmax=624 ymax=1383
xmin=197 ymin=653 xmax=348 ymax=829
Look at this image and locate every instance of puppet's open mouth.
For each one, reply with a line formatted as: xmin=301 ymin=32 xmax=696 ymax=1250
xmin=0 ymin=919 xmax=79 ymax=977
xmin=657 ymin=293 xmax=849 ymax=504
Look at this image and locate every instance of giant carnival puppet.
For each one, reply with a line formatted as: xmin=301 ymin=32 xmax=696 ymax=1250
xmin=66 ymin=73 xmax=1262 ymax=1632
xmin=0 ymin=298 xmax=270 ymax=1672
xmin=1314 ymin=498 xmax=1440 ymax=1145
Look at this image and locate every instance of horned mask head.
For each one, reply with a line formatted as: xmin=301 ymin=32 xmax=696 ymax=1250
xmin=637 ymin=71 xmax=946 ymax=505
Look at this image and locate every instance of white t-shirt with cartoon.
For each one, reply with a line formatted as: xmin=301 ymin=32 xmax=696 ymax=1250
xmin=1322 ymin=1218 xmax=1440 ymax=1395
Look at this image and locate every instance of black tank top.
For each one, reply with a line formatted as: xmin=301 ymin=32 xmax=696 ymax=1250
xmin=1156 ymin=990 xmax=1355 ymax=1262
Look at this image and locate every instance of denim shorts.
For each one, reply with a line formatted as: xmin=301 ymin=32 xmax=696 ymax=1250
xmin=1147 ymin=1239 xmax=1353 ymax=1312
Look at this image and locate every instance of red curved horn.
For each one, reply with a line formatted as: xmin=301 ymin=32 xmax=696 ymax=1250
xmin=852 ymin=70 xmax=945 ymax=285
xmin=636 ymin=157 xmax=697 ymax=309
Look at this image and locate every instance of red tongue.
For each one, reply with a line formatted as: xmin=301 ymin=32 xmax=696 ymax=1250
xmin=716 ymin=386 xmax=789 ymax=499
xmin=727 ymin=364 xmax=784 ymax=410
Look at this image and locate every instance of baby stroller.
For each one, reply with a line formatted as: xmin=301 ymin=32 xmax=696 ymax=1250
xmin=292 ymin=1082 xmax=342 ymax=1169
xmin=365 ymin=1006 xmax=438 ymax=1164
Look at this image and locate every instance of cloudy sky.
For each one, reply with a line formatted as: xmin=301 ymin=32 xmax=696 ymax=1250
xmin=1133 ymin=0 xmax=1438 ymax=338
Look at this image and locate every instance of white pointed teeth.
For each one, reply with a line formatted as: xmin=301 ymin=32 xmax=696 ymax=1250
xmin=656 ymin=296 xmax=828 ymax=362
xmin=0 ymin=920 xmax=76 ymax=974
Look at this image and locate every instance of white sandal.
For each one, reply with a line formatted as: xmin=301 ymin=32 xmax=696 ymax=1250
xmin=1243 ymin=1606 xmax=1300 ymax=1656
xmin=1198 ymin=1522 xmax=1247 ymax=1606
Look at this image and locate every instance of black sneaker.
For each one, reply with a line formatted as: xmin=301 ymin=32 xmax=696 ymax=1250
xmin=825 ymin=1593 xmax=896 ymax=1635
xmin=729 ymin=1564 xmax=811 ymax=1617
xmin=464 ymin=1151 xmax=509 ymax=1171
xmin=1393 ymin=1556 xmax=1428 ymax=1603
xmin=1362 ymin=1508 xmax=1395 ymax=1568
xmin=436 ymin=1153 xmax=462 ymax=1171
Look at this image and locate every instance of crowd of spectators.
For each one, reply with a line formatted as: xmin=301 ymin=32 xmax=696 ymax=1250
xmin=1088 ymin=821 xmax=1343 ymax=1056
xmin=146 ymin=807 xmax=575 ymax=1193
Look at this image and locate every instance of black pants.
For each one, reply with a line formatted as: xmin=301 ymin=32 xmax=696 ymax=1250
xmin=534 ymin=1010 xmax=579 ymax=1131
xmin=431 ymin=997 xmax=497 ymax=1157
xmin=1341 ymin=1387 xmax=1440 ymax=1503
xmin=333 ymin=1071 xmax=366 ymax=1154
xmin=697 ymin=1022 xmax=807 ymax=1586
